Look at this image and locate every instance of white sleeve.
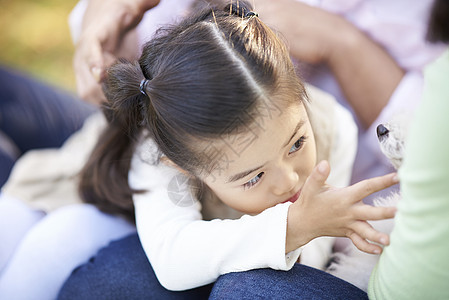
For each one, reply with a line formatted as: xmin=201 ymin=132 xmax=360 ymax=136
xmin=130 ymin=142 xmax=301 ymax=291
xmin=327 ymin=102 xmax=358 ymax=188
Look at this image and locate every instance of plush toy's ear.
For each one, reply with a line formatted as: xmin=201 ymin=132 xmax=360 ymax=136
xmin=160 ymin=156 xmax=190 ymax=176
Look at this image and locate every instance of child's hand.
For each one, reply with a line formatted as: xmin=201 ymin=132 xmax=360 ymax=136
xmin=286 ymin=160 xmax=398 ymax=254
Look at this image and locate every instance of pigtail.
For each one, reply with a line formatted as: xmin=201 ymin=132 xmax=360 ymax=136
xmin=102 ymin=59 xmax=149 ymax=130
xmin=79 ymin=60 xmax=149 ymax=222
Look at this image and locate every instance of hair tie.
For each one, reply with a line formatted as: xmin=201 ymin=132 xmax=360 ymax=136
xmin=244 ymin=11 xmax=258 ymax=18
xmin=140 ymin=79 xmax=149 ymax=96
xmin=226 ymin=4 xmax=259 ymax=19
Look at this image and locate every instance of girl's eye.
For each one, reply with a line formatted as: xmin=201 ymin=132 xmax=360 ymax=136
xmin=289 ymin=136 xmax=307 ymax=154
xmin=243 ymin=172 xmax=264 ymax=190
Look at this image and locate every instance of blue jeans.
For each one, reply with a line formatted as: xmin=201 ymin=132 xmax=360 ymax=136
xmin=58 ymin=233 xmax=214 ymax=299
xmin=58 ymin=233 xmax=367 ymax=299
xmin=211 ymin=264 xmax=368 ymax=300
xmin=0 ymin=66 xmax=96 ymax=186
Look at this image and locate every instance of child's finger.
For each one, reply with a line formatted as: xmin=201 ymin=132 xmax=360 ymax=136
xmin=350 ymin=220 xmax=390 ymax=246
xmin=348 ymin=232 xmax=383 ymax=255
xmin=302 ymin=160 xmax=330 ymax=195
xmin=347 ymin=173 xmax=399 ymax=201
xmin=353 ymin=205 xmax=397 ymax=221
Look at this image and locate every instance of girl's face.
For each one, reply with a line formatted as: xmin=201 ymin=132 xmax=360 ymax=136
xmin=199 ymin=101 xmax=317 ymax=215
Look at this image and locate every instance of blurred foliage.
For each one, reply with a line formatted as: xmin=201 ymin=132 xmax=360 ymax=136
xmin=0 ymin=0 xmax=78 ymax=91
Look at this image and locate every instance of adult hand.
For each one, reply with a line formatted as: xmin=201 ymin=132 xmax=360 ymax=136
xmin=74 ymin=0 xmax=160 ymax=105
xmin=286 ymin=161 xmax=398 ymax=254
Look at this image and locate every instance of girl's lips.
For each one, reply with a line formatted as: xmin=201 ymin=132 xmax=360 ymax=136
xmin=282 ymin=189 xmax=301 ymax=204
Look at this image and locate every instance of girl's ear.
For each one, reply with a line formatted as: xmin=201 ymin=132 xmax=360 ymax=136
xmin=160 ymin=156 xmax=190 ymax=176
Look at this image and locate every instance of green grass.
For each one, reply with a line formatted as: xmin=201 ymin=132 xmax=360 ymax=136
xmin=0 ymin=0 xmax=78 ymax=91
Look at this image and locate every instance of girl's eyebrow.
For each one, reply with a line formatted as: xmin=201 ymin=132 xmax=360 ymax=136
xmin=226 ymin=119 xmax=305 ymax=184
xmin=283 ymin=120 xmax=305 ymax=148
xmin=227 ymin=164 xmax=265 ymax=183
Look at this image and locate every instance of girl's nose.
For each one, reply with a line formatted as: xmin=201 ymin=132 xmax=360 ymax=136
xmin=271 ymin=165 xmax=299 ymax=196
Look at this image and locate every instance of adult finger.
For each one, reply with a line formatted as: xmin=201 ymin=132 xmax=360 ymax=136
xmin=347 ymin=173 xmax=398 ymax=201
xmin=74 ymin=66 xmax=105 ymax=105
xmin=74 ymin=39 xmax=107 ymax=105
xmin=139 ymin=0 xmax=161 ymax=12
xmin=74 ymin=64 xmax=106 ymax=105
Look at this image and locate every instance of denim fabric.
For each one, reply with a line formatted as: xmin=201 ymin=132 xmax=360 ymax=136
xmin=57 ymin=233 xmax=213 ymax=300
xmin=59 ymin=233 xmax=367 ymax=300
xmin=210 ymin=264 xmax=368 ymax=300
xmin=0 ymin=66 xmax=96 ymax=186
xmin=0 ymin=144 xmax=14 ymax=187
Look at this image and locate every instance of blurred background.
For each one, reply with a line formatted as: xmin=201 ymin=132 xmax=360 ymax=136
xmin=0 ymin=0 xmax=78 ymax=91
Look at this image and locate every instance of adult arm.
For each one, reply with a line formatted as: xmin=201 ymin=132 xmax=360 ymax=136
xmin=369 ymin=50 xmax=449 ymax=299
xmin=253 ymin=0 xmax=404 ymax=129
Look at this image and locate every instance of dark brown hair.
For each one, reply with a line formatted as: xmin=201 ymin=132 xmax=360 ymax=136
xmin=79 ymin=1 xmax=307 ymax=221
xmin=426 ymin=0 xmax=449 ymax=43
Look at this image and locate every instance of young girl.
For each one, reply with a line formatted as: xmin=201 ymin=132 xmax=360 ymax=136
xmin=0 ymin=1 xmax=396 ymax=297
xmin=78 ymin=1 xmax=396 ymax=291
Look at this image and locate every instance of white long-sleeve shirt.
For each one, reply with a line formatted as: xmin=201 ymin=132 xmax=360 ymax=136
xmin=132 ymin=164 xmax=300 ymax=290
xmin=130 ymin=94 xmax=357 ymax=290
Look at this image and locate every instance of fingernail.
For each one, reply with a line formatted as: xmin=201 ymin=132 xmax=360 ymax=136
xmin=392 ymin=173 xmax=399 ymax=183
xmin=380 ymin=237 xmax=388 ymax=245
xmin=91 ymin=67 xmax=102 ymax=82
xmin=317 ymin=161 xmax=327 ymax=174
xmin=373 ymin=249 xmax=381 ymax=254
